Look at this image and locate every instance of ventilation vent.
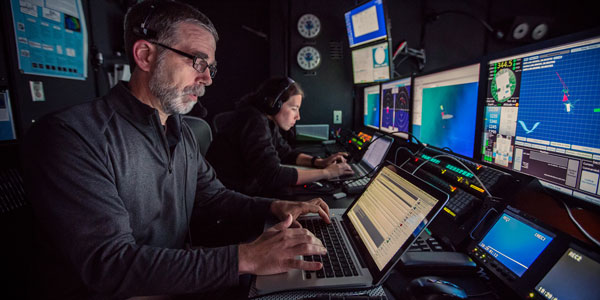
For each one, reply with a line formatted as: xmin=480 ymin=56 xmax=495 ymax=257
xmin=329 ymin=41 xmax=343 ymax=60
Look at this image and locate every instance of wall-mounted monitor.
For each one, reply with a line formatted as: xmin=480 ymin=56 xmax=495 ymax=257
xmin=351 ymin=41 xmax=391 ymax=84
xmin=363 ymin=84 xmax=381 ymax=129
xmin=344 ymin=0 xmax=389 ymax=48
xmin=412 ymin=64 xmax=481 ymax=158
xmin=379 ymin=77 xmax=411 ymax=138
xmin=480 ymin=35 xmax=600 ymax=207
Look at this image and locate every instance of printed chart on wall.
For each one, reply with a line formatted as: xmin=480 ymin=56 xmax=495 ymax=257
xmin=10 ymin=0 xmax=88 ymax=80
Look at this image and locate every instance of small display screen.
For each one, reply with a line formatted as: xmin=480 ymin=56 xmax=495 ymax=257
xmin=478 ymin=212 xmax=554 ymax=277
xmin=535 ymin=247 xmax=600 ymax=300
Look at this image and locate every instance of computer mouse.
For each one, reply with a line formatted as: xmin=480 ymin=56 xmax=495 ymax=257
xmin=303 ymin=181 xmax=324 ymax=189
xmin=406 ymin=276 xmax=467 ymax=300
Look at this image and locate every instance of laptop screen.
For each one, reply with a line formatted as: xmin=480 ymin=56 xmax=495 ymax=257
xmin=344 ymin=164 xmax=448 ymax=283
xmin=361 ymin=134 xmax=393 ymax=170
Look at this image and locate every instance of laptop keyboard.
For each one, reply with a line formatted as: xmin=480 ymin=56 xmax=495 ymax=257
xmin=300 ymin=219 xmax=360 ymax=279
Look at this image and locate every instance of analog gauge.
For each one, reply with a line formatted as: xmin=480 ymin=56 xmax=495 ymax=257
xmin=297 ymin=46 xmax=321 ymax=70
xmin=297 ymin=14 xmax=321 ymax=39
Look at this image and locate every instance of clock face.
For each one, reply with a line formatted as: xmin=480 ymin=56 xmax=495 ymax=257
xmin=297 ymin=46 xmax=321 ymax=70
xmin=297 ymin=14 xmax=321 ymax=39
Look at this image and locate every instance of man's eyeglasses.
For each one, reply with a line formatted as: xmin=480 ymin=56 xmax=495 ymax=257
xmin=150 ymin=41 xmax=217 ymax=78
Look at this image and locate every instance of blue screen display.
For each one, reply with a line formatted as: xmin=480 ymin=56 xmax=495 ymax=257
xmin=364 ymin=85 xmax=381 ymax=129
xmin=345 ymin=0 xmax=387 ymax=48
xmin=479 ymin=212 xmax=554 ymax=277
xmin=412 ymin=82 xmax=478 ymax=157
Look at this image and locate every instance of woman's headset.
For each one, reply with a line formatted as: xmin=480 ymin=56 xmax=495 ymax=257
xmin=263 ymin=77 xmax=295 ymax=115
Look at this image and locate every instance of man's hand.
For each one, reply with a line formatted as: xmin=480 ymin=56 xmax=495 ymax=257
xmin=271 ymin=198 xmax=331 ymax=227
xmin=238 ymin=214 xmax=327 ymax=275
xmin=323 ymin=162 xmax=354 ymax=179
xmin=317 ymin=152 xmax=349 ymax=167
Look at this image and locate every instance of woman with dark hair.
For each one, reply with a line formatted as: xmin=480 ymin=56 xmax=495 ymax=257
xmin=206 ymin=77 xmax=353 ymax=196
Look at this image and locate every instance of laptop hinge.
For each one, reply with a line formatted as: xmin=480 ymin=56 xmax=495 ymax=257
xmin=339 ymin=219 xmax=368 ymax=269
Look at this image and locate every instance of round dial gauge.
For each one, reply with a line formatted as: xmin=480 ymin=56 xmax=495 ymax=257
xmin=297 ymin=14 xmax=321 ymax=39
xmin=296 ymin=46 xmax=321 ymax=70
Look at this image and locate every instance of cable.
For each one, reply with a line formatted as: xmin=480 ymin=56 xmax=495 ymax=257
xmin=411 ymin=153 xmax=493 ymax=198
xmin=394 ymin=146 xmax=415 ymax=165
xmin=560 ymin=200 xmax=600 ymax=247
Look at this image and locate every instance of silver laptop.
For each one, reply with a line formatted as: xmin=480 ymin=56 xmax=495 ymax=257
xmin=334 ymin=133 xmax=394 ymax=181
xmin=255 ymin=163 xmax=449 ymax=294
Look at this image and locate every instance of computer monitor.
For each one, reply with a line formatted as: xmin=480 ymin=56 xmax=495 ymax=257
xmin=477 ymin=210 xmax=555 ymax=278
xmin=380 ymin=77 xmax=411 ymax=138
xmin=535 ymin=245 xmax=600 ymax=300
xmin=351 ymin=41 xmax=391 ymax=84
xmin=363 ymin=84 xmax=381 ymax=129
xmin=344 ymin=0 xmax=389 ymax=48
xmin=480 ymin=35 xmax=600 ymax=207
xmin=412 ymin=63 xmax=481 ymax=158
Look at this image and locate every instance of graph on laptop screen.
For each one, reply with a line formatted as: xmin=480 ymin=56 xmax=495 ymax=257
xmin=347 ymin=167 xmax=439 ymax=270
xmin=351 ymin=41 xmax=391 ymax=84
xmin=481 ymin=36 xmax=600 ymax=207
xmin=412 ymin=64 xmax=480 ymax=158
xmin=344 ymin=0 xmax=388 ymax=48
xmin=363 ymin=84 xmax=381 ymax=129
xmin=380 ymin=77 xmax=411 ymax=138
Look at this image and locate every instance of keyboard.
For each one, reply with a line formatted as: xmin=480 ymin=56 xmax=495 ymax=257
xmin=402 ymin=151 xmax=513 ymax=222
xmin=342 ymin=177 xmax=370 ymax=195
xmin=407 ymin=231 xmax=445 ymax=252
xmin=324 ymin=143 xmax=347 ymax=155
xmin=300 ymin=219 xmax=360 ymax=279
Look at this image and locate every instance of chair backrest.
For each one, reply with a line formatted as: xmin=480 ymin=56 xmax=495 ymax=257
xmin=212 ymin=111 xmax=237 ymax=135
xmin=182 ymin=115 xmax=212 ymax=156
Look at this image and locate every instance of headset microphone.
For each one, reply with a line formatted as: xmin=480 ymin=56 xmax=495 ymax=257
xmin=195 ymin=97 xmax=208 ymax=118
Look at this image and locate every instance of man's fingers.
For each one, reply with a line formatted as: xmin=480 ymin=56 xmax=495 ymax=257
xmin=284 ymin=258 xmax=323 ymax=271
xmin=269 ymin=214 xmax=293 ymax=232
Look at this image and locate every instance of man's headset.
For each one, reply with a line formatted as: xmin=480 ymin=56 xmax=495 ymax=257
xmin=263 ymin=77 xmax=295 ymax=115
xmin=132 ymin=1 xmax=160 ymax=40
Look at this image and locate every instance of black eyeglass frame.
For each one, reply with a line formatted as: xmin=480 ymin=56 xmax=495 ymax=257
xmin=150 ymin=41 xmax=217 ymax=78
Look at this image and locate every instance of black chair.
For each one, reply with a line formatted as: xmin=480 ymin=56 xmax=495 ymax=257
xmin=212 ymin=111 xmax=237 ymax=135
xmin=182 ymin=115 xmax=212 ymax=156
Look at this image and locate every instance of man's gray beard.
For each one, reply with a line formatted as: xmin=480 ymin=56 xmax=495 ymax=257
xmin=148 ymin=56 xmax=205 ymax=115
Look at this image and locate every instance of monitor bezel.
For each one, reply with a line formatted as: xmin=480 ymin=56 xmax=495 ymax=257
xmin=344 ymin=0 xmax=391 ymax=49
xmin=350 ymin=39 xmax=393 ymax=85
xmin=378 ymin=75 xmax=413 ymax=139
xmin=410 ymin=60 xmax=485 ymax=160
xmin=476 ymin=27 xmax=600 ymax=209
xmin=362 ymin=83 xmax=382 ymax=129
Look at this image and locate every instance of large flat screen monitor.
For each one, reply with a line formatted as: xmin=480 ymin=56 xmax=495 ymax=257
xmin=351 ymin=41 xmax=391 ymax=84
xmin=363 ymin=84 xmax=381 ymax=129
xmin=380 ymin=77 xmax=411 ymax=138
xmin=344 ymin=0 xmax=388 ymax=48
xmin=480 ymin=35 xmax=600 ymax=207
xmin=412 ymin=64 xmax=481 ymax=158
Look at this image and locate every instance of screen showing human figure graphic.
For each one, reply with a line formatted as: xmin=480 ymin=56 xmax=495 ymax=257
xmin=380 ymin=77 xmax=411 ymax=138
xmin=481 ymin=36 xmax=600 ymax=207
xmin=412 ymin=64 xmax=480 ymax=158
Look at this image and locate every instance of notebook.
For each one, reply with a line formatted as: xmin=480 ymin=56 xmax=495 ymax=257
xmin=255 ymin=163 xmax=449 ymax=294
xmin=332 ymin=133 xmax=394 ymax=181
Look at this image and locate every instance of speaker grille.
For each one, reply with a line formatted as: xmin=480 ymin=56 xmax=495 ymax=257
xmin=329 ymin=41 xmax=343 ymax=60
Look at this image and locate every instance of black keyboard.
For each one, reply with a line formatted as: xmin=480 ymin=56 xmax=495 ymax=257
xmin=402 ymin=151 xmax=513 ymax=222
xmin=342 ymin=177 xmax=370 ymax=195
xmin=324 ymin=143 xmax=347 ymax=155
xmin=407 ymin=231 xmax=445 ymax=252
xmin=300 ymin=219 xmax=360 ymax=279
